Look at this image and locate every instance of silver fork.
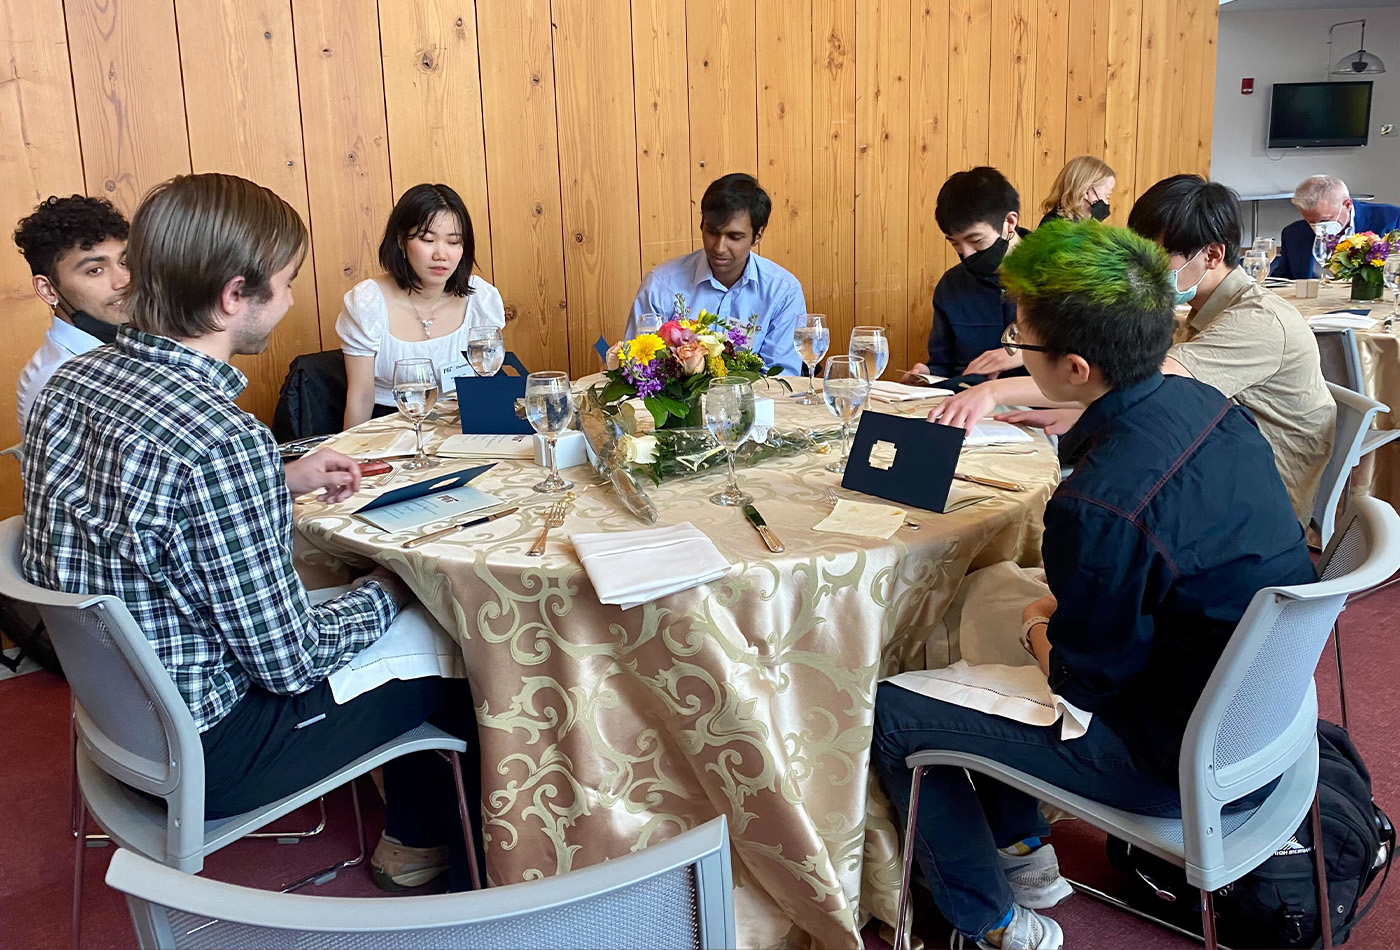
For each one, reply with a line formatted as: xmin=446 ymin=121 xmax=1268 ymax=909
xmin=823 ymin=487 xmax=920 ymax=530
xmin=527 ymin=501 xmax=567 ymax=557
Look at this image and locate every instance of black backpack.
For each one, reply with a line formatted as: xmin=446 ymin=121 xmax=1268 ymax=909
xmin=1106 ymin=721 xmax=1393 ymax=948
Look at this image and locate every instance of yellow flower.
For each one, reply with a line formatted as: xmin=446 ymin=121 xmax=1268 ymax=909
xmin=708 ymin=355 xmax=727 ymax=377
xmin=623 ymin=333 xmax=665 ymax=365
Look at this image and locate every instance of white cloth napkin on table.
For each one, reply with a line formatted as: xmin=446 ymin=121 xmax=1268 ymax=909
xmin=964 ymin=420 xmax=1036 ymax=446
xmin=1308 ymin=312 xmax=1379 ymax=331
xmin=870 ymin=380 xmax=954 ymax=402
xmin=571 ymin=522 xmax=734 ymax=610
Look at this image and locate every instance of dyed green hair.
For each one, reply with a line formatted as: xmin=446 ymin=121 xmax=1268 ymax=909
xmin=999 ymin=219 xmax=1175 ymax=387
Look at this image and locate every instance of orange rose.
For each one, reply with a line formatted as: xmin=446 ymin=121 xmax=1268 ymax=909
xmin=675 ymin=340 xmax=708 ymax=376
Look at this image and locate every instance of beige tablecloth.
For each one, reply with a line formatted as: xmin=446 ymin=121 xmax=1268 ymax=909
xmin=292 ymin=381 xmax=1060 ymax=949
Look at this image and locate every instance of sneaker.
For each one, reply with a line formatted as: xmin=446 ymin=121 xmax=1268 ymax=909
xmin=999 ymin=843 xmax=1073 ymax=909
xmin=977 ymin=904 xmax=1064 ymax=949
xmin=370 ymin=833 xmax=448 ymax=891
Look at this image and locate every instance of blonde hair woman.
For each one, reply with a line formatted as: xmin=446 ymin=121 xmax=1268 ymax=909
xmin=1039 ymin=156 xmax=1116 ymax=226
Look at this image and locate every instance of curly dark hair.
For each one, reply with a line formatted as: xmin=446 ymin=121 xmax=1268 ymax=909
xmin=13 ymin=195 xmax=130 ymax=280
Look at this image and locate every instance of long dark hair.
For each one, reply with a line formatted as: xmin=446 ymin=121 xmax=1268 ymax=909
xmin=378 ymin=183 xmax=477 ymax=296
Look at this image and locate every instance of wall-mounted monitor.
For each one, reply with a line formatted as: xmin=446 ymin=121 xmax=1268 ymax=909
xmin=1268 ymin=81 xmax=1373 ymax=148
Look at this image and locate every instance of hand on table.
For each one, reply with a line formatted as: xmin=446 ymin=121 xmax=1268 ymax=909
xmin=995 ymin=408 xmax=1082 ymax=437
xmin=964 ymin=348 xmax=1023 ymax=378
xmin=901 ymin=362 xmax=935 ymax=385
xmin=284 ymin=449 xmax=361 ymax=503
xmin=925 ymin=383 xmax=997 ymax=431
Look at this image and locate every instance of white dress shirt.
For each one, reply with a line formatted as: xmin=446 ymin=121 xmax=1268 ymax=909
xmin=17 ymin=315 xmax=103 ymax=437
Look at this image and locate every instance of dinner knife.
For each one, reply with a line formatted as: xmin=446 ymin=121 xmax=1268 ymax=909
xmin=402 ymin=506 xmax=519 ymax=549
xmin=953 ymin=472 xmax=1025 ymax=492
xmin=742 ymin=504 xmax=785 ymax=553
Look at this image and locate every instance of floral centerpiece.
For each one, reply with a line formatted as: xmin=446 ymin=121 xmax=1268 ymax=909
xmin=1325 ymin=230 xmax=1398 ymax=301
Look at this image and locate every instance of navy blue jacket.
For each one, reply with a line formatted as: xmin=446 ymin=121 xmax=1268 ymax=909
xmin=1044 ymin=374 xmax=1316 ymax=777
xmin=926 ymin=263 xmax=1017 ymax=377
xmin=1273 ymin=199 xmax=1400 ymax=279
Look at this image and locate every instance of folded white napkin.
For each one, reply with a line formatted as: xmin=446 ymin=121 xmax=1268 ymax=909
xmin=571 ymin=521 xmax=733 ymax=610
xmin=884 ymin=661 xmax=1093 ymax=740
xmin=964 ymin=420 xmax=1035 ymax=446
xmin=1308 ymin=312 xmax=1378 ymax=330
xmin=870 ymin=380 xmax=954 ymax=402
xmin=814 ymin=499 xmax=907 ymax=539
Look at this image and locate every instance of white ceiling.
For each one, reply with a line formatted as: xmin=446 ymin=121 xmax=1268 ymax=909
xmin=1221 ymin=0 xmax=1400 ymax=12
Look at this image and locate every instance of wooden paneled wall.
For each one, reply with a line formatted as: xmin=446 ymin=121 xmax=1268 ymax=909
xmin=0 ymin=0 xmax=1219 ymax=517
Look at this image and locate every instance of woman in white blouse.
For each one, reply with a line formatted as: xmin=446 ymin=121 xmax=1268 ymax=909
xmin=338 ymin=183 xmax=506 ymax=428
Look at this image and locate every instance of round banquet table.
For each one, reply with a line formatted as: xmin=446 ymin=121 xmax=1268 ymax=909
xmin=291 ymin=379 xmax=1061 ymax=949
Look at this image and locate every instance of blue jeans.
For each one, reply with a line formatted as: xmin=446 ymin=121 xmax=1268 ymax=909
xmin=872 ymin=681 xmax=1183 ymax=939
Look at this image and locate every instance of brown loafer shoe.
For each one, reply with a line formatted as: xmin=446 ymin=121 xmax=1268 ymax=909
xmin=370 ymin=833 xmax=449 ymax=891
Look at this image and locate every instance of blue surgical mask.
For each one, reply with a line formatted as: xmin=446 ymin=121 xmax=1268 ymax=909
xmin=1172 ymin=248 xmax=1206 ymax=305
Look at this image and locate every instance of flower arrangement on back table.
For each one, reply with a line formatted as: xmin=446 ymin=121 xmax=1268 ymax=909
xmin=1325 ymin=230 xmax=1398 ymax=301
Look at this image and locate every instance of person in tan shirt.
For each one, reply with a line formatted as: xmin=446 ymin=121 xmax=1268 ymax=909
xmin=929 ymin=175 xmax=1334 ymax=523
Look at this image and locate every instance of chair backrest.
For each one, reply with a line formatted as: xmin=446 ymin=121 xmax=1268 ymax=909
xmin=0 ymin=517 xmax=205 ymax=858
xmin=108 ymin=816 xmax=736 ymax=950
xmin=1311 ymin=382 xmax=1388 ymax=547
xmin=272 ymin=350 xmax=348 ymax=443
xmin=1312 ymin=327 xmax=1365 ymax=393
xmin=1180 ymin=497 xmax=1400 ymax=874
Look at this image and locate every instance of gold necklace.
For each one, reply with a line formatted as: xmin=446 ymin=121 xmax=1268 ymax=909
xmin=409 ymin=292 xmax=445 ymax=339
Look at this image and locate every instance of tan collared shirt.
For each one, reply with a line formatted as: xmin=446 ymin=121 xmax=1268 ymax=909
xmin=1168 ymin=267 xmax=1335 ymax=523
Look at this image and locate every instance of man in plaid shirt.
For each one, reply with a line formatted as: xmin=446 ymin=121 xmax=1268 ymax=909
xmin=22 ymin=173 xmax=478 ymax=892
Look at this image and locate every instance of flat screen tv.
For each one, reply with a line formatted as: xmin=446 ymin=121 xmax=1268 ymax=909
xmin=1268 ymin=81 xmax=1373 ymax=148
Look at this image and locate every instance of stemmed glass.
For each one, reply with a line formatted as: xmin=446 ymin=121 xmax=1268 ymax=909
xmin=466 ymin=326 xmax=504 ymax=377
xmin=1313 ymin=226 xmax=1332 ymax=284
xmin=793 ymin=314 xmax=830 ymax=405
xmin=850 ymin=326 xmax=890 ymax=382
xmin=823 ymin=355 xmax=871 ymax=474
xmin=525 ymin=371 xmax=574 ymax=493
xmin=1383 ymin=252 xmax=1400 ymax=332
xmin=1243 ymin=250 xmax=1269 ymax=284
xmin=393 ymin=358 xmax=440 ymax=471
xmin=703 ymin=377 xmax=756 ymax=507
xmin=1252 ymin=236 xmax=1277 ymax=270
xmin=635 ymin=313 xmax=665 ymax=336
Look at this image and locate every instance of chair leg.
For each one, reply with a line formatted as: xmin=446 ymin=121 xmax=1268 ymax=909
xmin=1311 ymin=793 xmax=1334 ymax=949
xmin=280 ymin=781 xmax=368 ymax=892
xmin=72 ymin=795 xmax=86 ymax=950
xmin=894 ymin=764 xmax=924 ymax=950
xmin=445 ymin=750 xmax=483 ymax=890
xmin=1332 ymin=622 xmax=1350 ymax=732
xmin=1199 ymin=888 xmax=1218 ymax=950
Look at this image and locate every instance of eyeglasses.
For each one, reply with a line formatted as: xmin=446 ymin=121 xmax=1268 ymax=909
xmin=1001 ymin=323 xmax=1052 ymax=357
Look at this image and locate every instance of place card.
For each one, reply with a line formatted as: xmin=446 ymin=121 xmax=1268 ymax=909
xmin=841 ymin=412 xmax=965 ymax=513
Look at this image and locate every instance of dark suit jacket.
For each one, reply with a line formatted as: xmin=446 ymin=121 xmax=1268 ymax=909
xmin=1273 ymin=199 xmax=1400 ymax=279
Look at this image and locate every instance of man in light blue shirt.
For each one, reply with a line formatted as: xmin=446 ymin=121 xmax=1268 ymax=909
xmin=626 ymin=173 xmax=806 ymax=375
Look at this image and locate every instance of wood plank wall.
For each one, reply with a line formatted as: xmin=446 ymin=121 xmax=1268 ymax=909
xmin=0 ymin=0 xmax=1219 ymax=518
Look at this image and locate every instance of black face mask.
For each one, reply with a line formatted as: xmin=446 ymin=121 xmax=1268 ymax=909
xmin=1088 ymin=199 xmax=1111 ymax=222
xmin=961 ymin=237 xmax=1009 ymax=278
xmin=68 ymin=308 xmax=121 ymax=345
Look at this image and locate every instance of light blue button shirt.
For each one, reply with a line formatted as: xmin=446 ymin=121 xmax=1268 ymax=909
xmin=626 ymin=249 xmax=806 ymax=375
xmin=17 ymin=315 xmax=103 ymax=437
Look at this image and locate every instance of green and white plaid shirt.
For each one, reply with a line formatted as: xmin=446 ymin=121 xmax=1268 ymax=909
xmin=21 ymin=328 xmax=396 ymax=731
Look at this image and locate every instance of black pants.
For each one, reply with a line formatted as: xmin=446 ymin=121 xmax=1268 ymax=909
xmin=200 ymin=676 xmax=482 ymax=888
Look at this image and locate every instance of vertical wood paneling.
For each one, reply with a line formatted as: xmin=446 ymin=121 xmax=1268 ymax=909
xmin=1031 ymin=0 xmax=1070 ymax=221
xmin=1131 ymin=0 xmax=1174 ymax=202
xmin=64 ymin=0 xmax=191 ymax=212
xmin=686 ymin=0 xmax=757 ymax=231
xmin=756 ymin=0 xmax=815 ymax=297
xmin=551 ymin=0 xmax=642 ymax=370
xmin=1193 ymin=0 xmax=1219 ymax=178
xmin=1063 ymin=0 xmax=1110 ymax=170
xmin=988 ymin=0 xmax=1037 ymax=201
xmin=906 ymin=0 xmax=949 ymax=366
xmin=1101 ymin=0 xmax=1144 ymax=219
xmin=632 ymin=0 xmax=693 ymax=276
xmin=379 ymin=0 xmax=494 ymax=282
xmin=291 ymin=0 xmax=394 ymax=345
xmin=810 ymin=0 xmax=856 ymax=346
xmin=853 ymin=0 xmax=911 ymax=370
xmin=946 ymin=0 xmax=992 ymax=174
xmin=477 ymin=0 xmax=569 ymax=374
xmin=174 ymin=0 xmax=321 ymax=424
xmin=0 ymin=0 xmax=86 ymax=518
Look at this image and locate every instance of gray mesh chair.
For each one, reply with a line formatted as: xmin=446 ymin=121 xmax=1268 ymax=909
xmin=892 ymin=497 xmax=1400 ymax=950
xmin=0 ymin=517 xmax=481 ymax=949
xmin=106 ymin=816 xmax=735 ymax=950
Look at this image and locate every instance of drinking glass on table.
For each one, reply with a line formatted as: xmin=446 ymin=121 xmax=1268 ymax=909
xmin=525 ymin=371 xmax=574 ymax=493
xmin=392 ymin=358 xmax=439 ymax=471
xmin=1383 ymin=252 xmax=1400 ymax=332
xmin=823 ymin=355 xmax=871 ymax=474
xmin=793 ymin=313 xmax=830 ymax=405
xmin=1243 ymin=250 xmax=1269 ymax=284
xmin=850 ymin=326 xmax=890 ymax=381
xmin=465 ymin=326 xmax=504 ymax=377
xmin=1252 ymin=236 xmax=1277 ymax=268
xmin=1313 ymin=227 xmax=1332 ymax=284
xmin=635 ymin=312 xmax=665 ymax=337
xmin=702 ymin=377 xmax=756 ymax=507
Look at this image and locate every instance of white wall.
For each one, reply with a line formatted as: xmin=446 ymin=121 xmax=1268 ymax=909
xmin=1210 ymin=5 xmax=1400 ymax=243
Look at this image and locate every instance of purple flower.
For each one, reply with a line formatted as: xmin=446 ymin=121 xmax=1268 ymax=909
xmin=727 ymin=328 xmax=748 ymax=350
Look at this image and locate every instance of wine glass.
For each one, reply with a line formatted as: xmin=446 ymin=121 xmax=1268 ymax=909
xmin=393 ymin=358 xmax=440 ymax=471
xmin=1312 ymin=227 xmax=1331 ymax=284
xmin=635 ymin=312 xmax=665 ymax=337
xmin=1383 ymin=252 xmax=1400 ymax=332
xmin=823 ymin=355 xmax=871 ymax=474
xmin=465 ymin=326 xmax=504 ymax=377
xmin=850 ymin=326 xmax=890 ymax=381
xmin=1243 ymin=250 xmax=1269 ymax=284
xmin=1252 ymin=236 xmax=1277 ymax=267
xmin=793 ymin=314 xmax=830 ymax=405
xmin=525 ymin=371 xmax=574 ymax=493
xmin=702 ymin=377 xmax=756 ymax=507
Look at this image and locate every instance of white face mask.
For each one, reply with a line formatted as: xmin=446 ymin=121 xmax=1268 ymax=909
xmin=1315 ymin=220 xmax=1344 ymax=237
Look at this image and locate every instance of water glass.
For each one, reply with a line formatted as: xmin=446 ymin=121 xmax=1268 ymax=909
xmin=525 ymin=371 xmax=574 ymax=493
xmin=1313 ymin=227 xmax=1331 ymax=283
xmin=635 ymin=313 xmax=665 ymax=337
xmin=823 ymin=355 xmax=871 ymax=474
xmin=393 ymin=358 xmax=440 ymax=471
xmin=1243 ymin=250 xmax=1269 ymax=284
xmin=1252 ymin=236 xmax=1277 ymax=266
xmin=1384 ymin=252 xmax=1400 ymax=331
xmin=793 ymin=314 xmax=830 ymax=405
xmin=465 ymin=326 xmax=505 ymax=377
xmin=702 ymin=377 xmax=756 ymax=507
xmin=850 ymin=326 xmax=890 ymax=381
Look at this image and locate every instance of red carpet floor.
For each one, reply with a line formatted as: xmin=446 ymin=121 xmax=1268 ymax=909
xmin=3 ymin=583 xmax=1399 ymax=950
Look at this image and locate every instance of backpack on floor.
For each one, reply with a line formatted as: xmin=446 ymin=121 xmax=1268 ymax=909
xmin=1105 ymin=720 xmax=1394 ymax=948
xmin=0 ymin=593 xmax=62 ymax=676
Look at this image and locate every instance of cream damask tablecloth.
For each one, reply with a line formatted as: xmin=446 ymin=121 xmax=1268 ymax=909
xmin=291 ymin=382 xmax=1060 ymax=949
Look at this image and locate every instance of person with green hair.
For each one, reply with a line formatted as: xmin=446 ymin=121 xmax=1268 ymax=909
xmin=873 ymin=220 xmax=1314 ymax=949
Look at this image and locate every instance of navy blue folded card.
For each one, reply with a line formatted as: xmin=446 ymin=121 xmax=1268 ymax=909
xmin=841 ymin=412 xmax=965 ymax=513
xmin=594 ymin=335 xmax=610 ymax=363
xmin=357 ymin=463 xmax=495 ymax=512
xmin=455 ymin=352 xmax=534 ymax=435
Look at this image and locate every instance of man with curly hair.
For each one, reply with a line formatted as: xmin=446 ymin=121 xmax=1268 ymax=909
xmin=13 ymin=195 xmax=130 ymax=435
